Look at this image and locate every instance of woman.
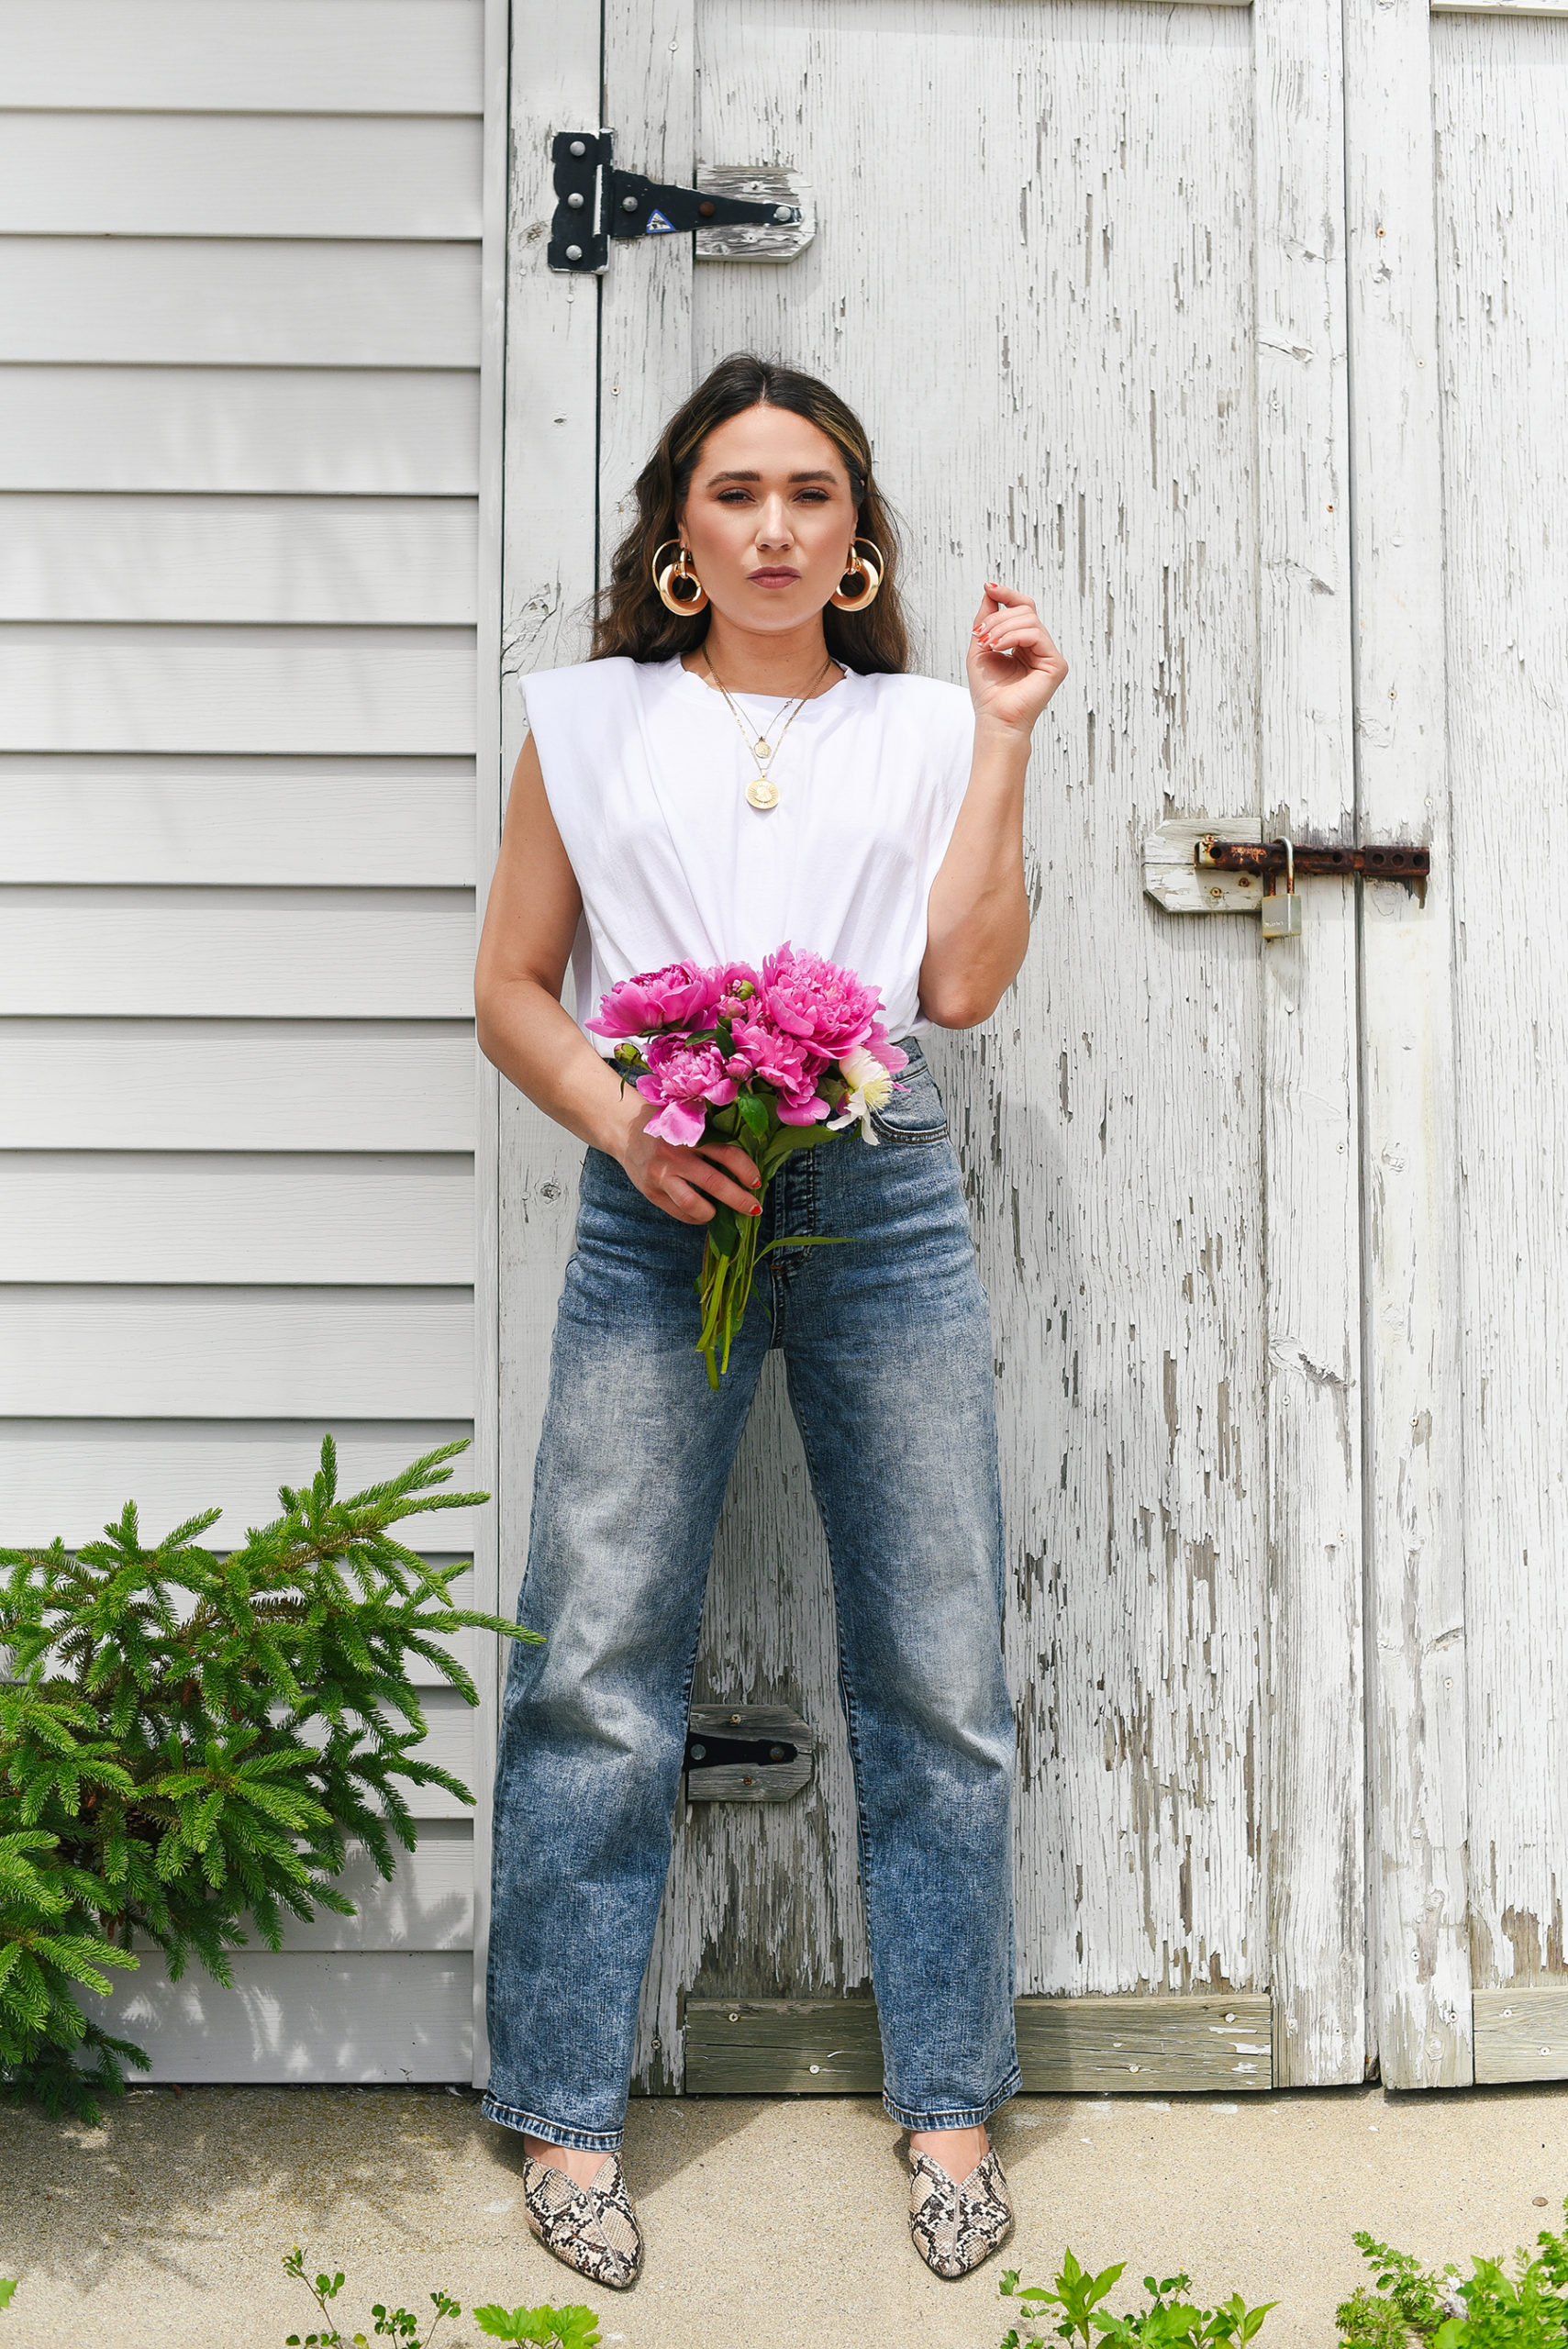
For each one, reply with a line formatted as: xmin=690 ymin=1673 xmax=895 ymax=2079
xmin=473 ymin=352 xmax=1066 ymax=2289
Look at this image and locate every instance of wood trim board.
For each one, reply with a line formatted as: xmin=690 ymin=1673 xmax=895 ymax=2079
xmin=1472 ymin=1988 xmax=1568 ymax=2084
xmin=683 ymin=1996 xmax=1274 ymax=2097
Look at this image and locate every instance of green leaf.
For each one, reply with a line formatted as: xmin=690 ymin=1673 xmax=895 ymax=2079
xmin=0 ymin=2279 xmax=17 ymax=2308
xmin=734 ymin=1091 xmax=770 ymax=1138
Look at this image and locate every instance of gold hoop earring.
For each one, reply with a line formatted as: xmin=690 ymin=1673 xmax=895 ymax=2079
xmin=652 ymin=540 xmax=709 ymax=616
xmin=829 ymin=539 xmax=884 ymax=612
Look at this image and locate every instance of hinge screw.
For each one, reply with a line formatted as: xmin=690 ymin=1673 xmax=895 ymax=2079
xmin=564 ymin=244 xmax=583 ymax=262
xmin=569 ymin=139 xmax=586 ymax=157
xmin=773 ymin=206 xmax=794 ymax=222
xmin=567 ymin=191 xmax=584 ymax=209
xmin=622 ymin=195 xmax=639 ymax=213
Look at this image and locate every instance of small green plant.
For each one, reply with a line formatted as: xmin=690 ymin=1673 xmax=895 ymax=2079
xmin=472 ymin=2305 xmax=600 ymax=2346
xmin=1 ymin=1436 xmax=532 ymax=2120
xmin=0 ymin=2280 xmax=16 ymax=2310
xmin=282 ymin=2255 xmax=598 ymax=2349
xmin=1337 ymin=2200 xmax=1568 ymax=2349
xmin=999 ymin=2249 xmax=1276 ymax=2349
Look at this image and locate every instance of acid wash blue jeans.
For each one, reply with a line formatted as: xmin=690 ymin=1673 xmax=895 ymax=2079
xmin=483 ymin=1038 xmax=1018 ymax=2152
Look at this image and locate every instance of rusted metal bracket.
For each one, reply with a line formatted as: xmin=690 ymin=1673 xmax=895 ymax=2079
xmin=1143 ymin=815 xmax=1431 ymax=917
xmin=1200 ymin=838 xmax=1429 ymax=880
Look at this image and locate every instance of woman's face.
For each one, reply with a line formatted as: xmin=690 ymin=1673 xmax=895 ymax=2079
xmin=676 ymin=404 xmax=860 ymax=636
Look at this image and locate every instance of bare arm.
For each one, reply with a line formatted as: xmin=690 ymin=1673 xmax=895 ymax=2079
xmin=919 ymin=584 xmax=1067 ymax=1030
xmin=473 ymin=734 xmax=762 ymax=1227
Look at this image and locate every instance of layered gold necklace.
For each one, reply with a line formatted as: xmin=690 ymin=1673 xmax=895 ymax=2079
xmin=702 ymin=649 xmax=837 ymax=811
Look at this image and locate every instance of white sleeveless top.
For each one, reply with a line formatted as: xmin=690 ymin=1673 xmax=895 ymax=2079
xmin=522 ymin=655 xmax=975 ymax=1053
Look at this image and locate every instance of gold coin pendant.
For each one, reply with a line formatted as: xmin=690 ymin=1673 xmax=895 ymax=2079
xmin=746 ymin=776 xmax=780 ymax=811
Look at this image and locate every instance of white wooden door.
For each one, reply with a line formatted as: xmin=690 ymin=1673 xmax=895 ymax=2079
xmin=497 ymin=0 xmax=1368 ymax=2098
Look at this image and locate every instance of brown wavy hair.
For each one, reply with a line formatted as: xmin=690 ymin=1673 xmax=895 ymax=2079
xmin=591 ymin=352 xmax=909 ymax=673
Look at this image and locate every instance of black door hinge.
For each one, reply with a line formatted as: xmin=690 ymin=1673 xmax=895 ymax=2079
xmin=549 ymin=131 xmax=803 ymax=274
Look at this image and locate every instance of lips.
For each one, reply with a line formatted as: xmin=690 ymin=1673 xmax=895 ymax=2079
xmin=748 ymin=568 xmax=799 ymax=584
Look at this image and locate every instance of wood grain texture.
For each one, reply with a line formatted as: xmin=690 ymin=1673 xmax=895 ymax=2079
xmin=89 ymin=1951 xmax=473 ymax=2083
xmin=1342 ymin=0 xmax=1473 ymax=2086
xmin=0 ymin=1020 xmax=475 ymax=1151
xmin=0 ymin=1286 xmax=473 ymax=1418
xmin=2 ymin=2 xmax=484 ymax=116
xmin=0 ymin=368 xmax=481 ymax=495
xmin=0 ymin=762 xmax=477 ymax=884
xmin=1433 ymin=13 xmax=1568 ymax=1998
xmin=628 ymin=0 xmax=1284 ymax=2096
xmin=491 ymin=0 xmax=604 ymax=2091
xmin=1251 ymin=0 xmax=1365 ymax=2087
xmin=1472 ymin=1989 xmax=1568 ymax=2084
xmin=0 ymin=239 xmax=480 ymax=370
xmin=0 ymin=1419 xmax=479 ymax=1553
xmin=684 ymin=1995 xmax=1273 ymax=2095
xmin=0 ymin=627 xmax=475 ymax=756
xmin=0 ymin=114 xmax=482 ymax=239
xmin=0 ymin=1152 xmax=473 ymax=1286
xmin=0 ymin=888 xmax=474 ymax=1017
xmin=0 ymin=499 xmax=477 ymax=625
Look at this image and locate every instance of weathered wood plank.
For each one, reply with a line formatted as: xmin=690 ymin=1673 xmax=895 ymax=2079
xmin=0 ymin=888 xmax=473 ymax=1017
xmin=0 ymin=628 xmax=475 ymax=756
xmin=0 ymin=1419 xmax=478 ymax=1553
xmin=1343 ymin=0 xmax=1473 ymax=2087
xmin=645 ymin=0 xmax=1273 ymax=2103
xmin=0 ymin=368 xmax=480 ymax=495
xmin=0 ymin=499 xmax=477 ymax=625
xmin=684 ymin=1996 xmax=1274 ymax=2097
xmin=0 ymin=115 xmax=482 ymax=239
xmin=0 ymin=1020 xmax=474 ymax=1151
xmin=1 ymin=1 xmax=484 ymax=115
xmin=1251 ymin=0 xmax=1365 ymax=2088
xmin=0 ymin=239 xmax=480 ymax=370
xmin=1472 ymin=1990 xmax=1568 ymax=2085
xmin=0 ymin=1152 xmax=473 ymax=1286
xmin=89 ymin=1951 xmax=473 ymax=2083
xmin=0 ymin=761 xmax=477 ymax=885
xmin=1432 ymin=13 xmax=1568 ymax=2004
xmin=0 ymin=1286 xmax=473 ymax=1419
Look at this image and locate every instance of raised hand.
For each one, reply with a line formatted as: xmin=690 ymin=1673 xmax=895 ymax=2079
xmin=966 ymin=582 xmax=1067 ymax=737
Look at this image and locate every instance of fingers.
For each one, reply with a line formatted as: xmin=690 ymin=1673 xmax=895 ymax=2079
xmin=652 ymin=1141 xmax=762 ymax=1224
xmin=972 ymin=584 xmax=1064 ymax=673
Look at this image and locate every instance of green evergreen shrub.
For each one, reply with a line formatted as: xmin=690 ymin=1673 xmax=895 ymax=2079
xmin=0 ymin=1436 xmax=529 ymax=2120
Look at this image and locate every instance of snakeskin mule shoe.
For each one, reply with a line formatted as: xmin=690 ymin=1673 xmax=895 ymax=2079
xmin=521 ymin=2151 xmax=643 ymax=2290
xmin=907 ymin=2145 xmax=1014 ymax=2278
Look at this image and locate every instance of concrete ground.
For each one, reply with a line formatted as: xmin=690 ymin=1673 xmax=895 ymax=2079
xmin=1 ymin=2082 xmax=1564 ymax=2348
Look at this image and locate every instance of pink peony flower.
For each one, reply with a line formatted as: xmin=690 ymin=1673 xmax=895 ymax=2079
xmin=587 ymin=960 xmax=723 ymax=1041
xmin=759 ymin=941 xmax=885 ymax=1058
xmin=635 ymin=1034 xmax=738 ymax=1146
xmin=726 ymin=1014 xmax=830 ymax=1099
xmin=860 ymin=1020 xmax=910 ymax=1077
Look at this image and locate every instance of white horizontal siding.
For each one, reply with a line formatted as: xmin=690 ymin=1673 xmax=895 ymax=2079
xmin=1 ymin=1287 xmax=473 ymax=1418
xmin=275 ymin=1825 xmax=475 ymax=1951
xmin=0 ymin=1020 xmax=476 ymax=1149
xmin=0 ymin=370 xmax=480 ymax=494
xmin=0 ymin=1419 xmax=481 ymax=1551
xmin=0 ymin=889 xmax=474 ymax=1015
xmin=0 ymin=626 xmax=477 ymax=753
xmin=0 ymin=762 xmax=477 ymax=883
xmin=92 ymin=1951 xmax=473 ymax=2083
xmin=0 ymin=239 xmax=480 ymax=368
xmin=0 ymin=114 xmax=483 ymax=239
xmin=0 ymin=500 xmax=478 ymax=623
xmin=2 ymin=0 xmax=488 ymax=2079
xmin=0 ymin=1153 xmax=473 ymax=1285
xmin=3 ymin=2 xmax=484 ymax=115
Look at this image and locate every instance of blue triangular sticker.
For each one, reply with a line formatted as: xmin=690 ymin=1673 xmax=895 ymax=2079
xmin=644 ymin=209 xmax=677 ymax=235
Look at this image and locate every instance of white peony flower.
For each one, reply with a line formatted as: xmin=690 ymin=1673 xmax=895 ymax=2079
xmin=826 ymin=1045 xmax=898 ymax=1144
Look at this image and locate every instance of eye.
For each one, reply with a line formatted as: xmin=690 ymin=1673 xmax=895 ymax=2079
xmin=717 ymin=488 xmax=754 ymax=505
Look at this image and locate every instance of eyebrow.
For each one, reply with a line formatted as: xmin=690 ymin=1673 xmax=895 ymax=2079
xmin=703 ymin=468 xmax=840 ymax=484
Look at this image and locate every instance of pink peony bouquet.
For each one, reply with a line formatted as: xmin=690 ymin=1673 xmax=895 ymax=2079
xmin=588 ymin=942 xmax=909 ymax=1387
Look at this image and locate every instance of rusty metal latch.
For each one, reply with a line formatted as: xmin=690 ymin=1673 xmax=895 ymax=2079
xmin=549 ymin=133 xmax=813 ymax=273
xmin=1142 ymin=815 xmax=1431 ymax=929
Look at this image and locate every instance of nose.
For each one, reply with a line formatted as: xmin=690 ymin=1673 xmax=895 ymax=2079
xmin=754 ymin=494 xmax=793 ymax=551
